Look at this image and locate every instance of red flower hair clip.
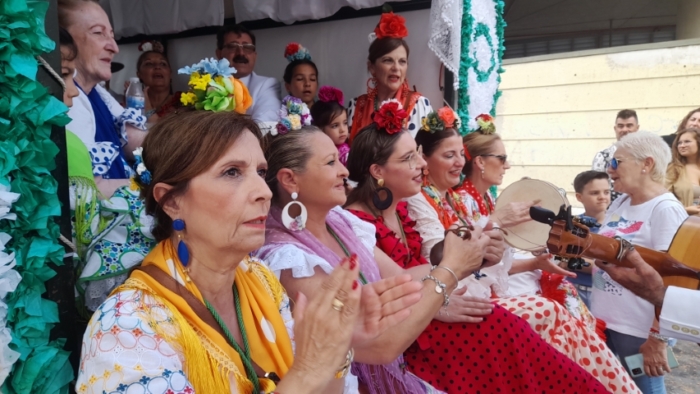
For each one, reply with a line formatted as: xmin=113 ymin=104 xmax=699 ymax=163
xmin=475 ymin=114 xmax=496 ymax=135
xmin=374 ymin=12 xmax=409 ymax=39
xmin=373 ymin=99 xmax=408 ymax=135
xmin=318 ymin=86 xmax=344 ymax=106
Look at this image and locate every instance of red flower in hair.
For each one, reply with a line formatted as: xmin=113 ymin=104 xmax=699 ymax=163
xmin=284 ymin=43 xmax=301 ymax=58
xmin=318 ymin=86 xmax=344 ymax=105
xmin=373 ymin=100 xmax=407 ymax=135
xmin=374 ymin=12 xmax=409 ymax=39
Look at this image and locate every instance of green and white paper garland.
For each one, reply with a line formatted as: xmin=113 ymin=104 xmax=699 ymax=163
xmin=457 ymin=0 xmax=506 ymax=134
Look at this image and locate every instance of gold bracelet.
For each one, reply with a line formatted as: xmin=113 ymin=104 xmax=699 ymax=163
xmin=334 ymin=348 xmax=354 ymax=379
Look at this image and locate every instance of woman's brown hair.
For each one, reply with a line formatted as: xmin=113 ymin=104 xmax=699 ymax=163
xmin=666 ymin=128 xmax=700 ymax=206
xmin=345 ymin=124 xmax=405 ymax=208
xmin=675 ymin=108 xmax=700 ymax=134
xmin=137 ymin=110 xmax=261 ymax=241
xmin=368 ymin=37 xmax=410 ymax=64
xmin=461 ymin=132 xmax=502 ymax=177
xmin=262 ymin=126 xmax=324 ymax=204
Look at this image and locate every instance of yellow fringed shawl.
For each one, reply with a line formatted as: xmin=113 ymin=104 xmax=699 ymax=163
xmin=114 ymin=241 xmax=294 ymax=394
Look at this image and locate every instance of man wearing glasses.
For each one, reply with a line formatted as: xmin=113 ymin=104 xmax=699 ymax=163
xmin=216 ymin=25 xmax=281 ymax=123
xmin=591 ymin=109 xmax=640 ymax=203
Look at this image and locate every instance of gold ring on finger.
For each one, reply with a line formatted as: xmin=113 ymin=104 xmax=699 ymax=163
xmin=332 ymin=298 xmax=344 ymax=312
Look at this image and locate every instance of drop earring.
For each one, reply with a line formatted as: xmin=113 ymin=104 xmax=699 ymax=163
xmin=173 ymin=219 xmax=190 ymax=267
xmin=481 ymin=169 xmax=485 ymax=179
xmin=372 ymin=179 xmax=393 ymax=211
xmin=282 ymin=192 xmax=308 ymax=231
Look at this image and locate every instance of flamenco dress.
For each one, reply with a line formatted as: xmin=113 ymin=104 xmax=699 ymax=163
xmin=348 ymin=202 xmax=616 ymax=393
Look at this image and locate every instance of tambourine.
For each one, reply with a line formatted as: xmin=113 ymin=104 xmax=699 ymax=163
xmin=495 ymin=178 xmax=569 ymax=251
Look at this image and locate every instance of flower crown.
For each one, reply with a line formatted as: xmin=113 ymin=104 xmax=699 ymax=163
xmin=178 ymin=58 xmax=253 ymax=113
xmin=369 ymin=9 xmax=409 ymax=43
xmin=284 ymin=42 xmax=312 ymax=62
xmin=421 ymin=107 xmax=460 ymax=133
xmin=272 ymin=96 xmax=313 ymax=136
xmin=317 ymin=86 xmax=344 ymax=106
xmin=133 ymin=147 xmax=151 ymax=186
xmin=138 ymin=40 xmax=164 ymax=53
xmin=475 ymin=114 xmax=496 ymax=135
xmin=373 ymin=99 xmax=407 ymax=135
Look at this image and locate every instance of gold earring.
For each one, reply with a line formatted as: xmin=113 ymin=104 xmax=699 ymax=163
xmin=378 ymin=178 xmax=385 ymax=187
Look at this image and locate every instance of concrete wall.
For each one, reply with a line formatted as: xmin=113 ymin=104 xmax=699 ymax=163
xmin=495 ymin=39 xmax=700 ymax=208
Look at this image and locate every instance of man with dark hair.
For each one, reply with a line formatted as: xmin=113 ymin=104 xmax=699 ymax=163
xmin=591 ymin=109 xmax=640 ymax=202
xmin=215 ymin=24 xmax=280 ymax=123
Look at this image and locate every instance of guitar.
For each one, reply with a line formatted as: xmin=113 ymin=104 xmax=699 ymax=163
xmin=529 ymin=205 xmax=700 ymax=292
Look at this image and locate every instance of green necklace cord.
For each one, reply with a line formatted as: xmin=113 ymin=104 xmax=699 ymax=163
xmin=326 ymin=224 xmax=369 ymax=285
xmin=204 ymin=285 xmax=261 ymax=393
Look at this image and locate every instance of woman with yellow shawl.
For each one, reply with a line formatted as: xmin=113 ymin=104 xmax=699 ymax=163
xmin=75 ymin=61 xmax=422 ymax=394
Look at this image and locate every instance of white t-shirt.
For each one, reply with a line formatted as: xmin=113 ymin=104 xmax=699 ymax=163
xmin=591 ymin=192 xmax=687 ymax=338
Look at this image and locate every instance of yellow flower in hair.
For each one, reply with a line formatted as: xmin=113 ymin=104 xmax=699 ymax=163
xmin=421 ymin=117 xmax=430 ymax=131
xmin=214 ymin=75 xmax=224 ymax=85
xmin=191 ymin=73 xmax=212 ymax=90
xmin=187 ymin=71 xmax=200 ymax=86
xmin=288 ymin=114 xmax=302 ymax=130
xmin=129 ymin=177 xmax=139 ymax=191
xmin=180 ymin=92 xmax=196 ymax=106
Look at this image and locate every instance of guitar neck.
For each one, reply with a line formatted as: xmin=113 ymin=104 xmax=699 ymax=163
xmin=585 ymin=233 xmax=700 ymax=279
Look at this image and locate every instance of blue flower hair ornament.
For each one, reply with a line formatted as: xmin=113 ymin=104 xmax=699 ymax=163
xmin=272 ymin=95 xmax=312 ymax=136
xmin=133 ymin=147 xmax=152 ymax=185
xmin=177 ymin=57 xmax=237 ymax=78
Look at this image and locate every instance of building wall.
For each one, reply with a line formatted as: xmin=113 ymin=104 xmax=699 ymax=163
xmin=495 ymin=39 xmax=700 ymax=208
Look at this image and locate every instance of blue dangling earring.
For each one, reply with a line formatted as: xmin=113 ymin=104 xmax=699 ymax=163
xmin=173 ymin=219 xmax=190 ymax=267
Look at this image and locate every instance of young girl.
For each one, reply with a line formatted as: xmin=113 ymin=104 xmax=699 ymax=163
xmin=311 ymin=86 xmax=350 ymax=166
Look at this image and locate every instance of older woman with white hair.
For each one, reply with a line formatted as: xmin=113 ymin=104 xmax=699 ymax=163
xmin=591 ymin=131 xmax=687 ymax=393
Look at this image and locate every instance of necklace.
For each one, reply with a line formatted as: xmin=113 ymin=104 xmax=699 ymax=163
xmin=445 ymin=192 xmax=472 ymax=227
xmin=204 ymin=285 xmax=260 ymax=393
xmin=326 ymin=224 xmax=369 ymax=284
xmin=461 ymin=179 xmax=494 ymax=217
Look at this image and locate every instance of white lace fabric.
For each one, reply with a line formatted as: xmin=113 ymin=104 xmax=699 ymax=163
xmin=428 ymin=0 xmax=463 ymax=90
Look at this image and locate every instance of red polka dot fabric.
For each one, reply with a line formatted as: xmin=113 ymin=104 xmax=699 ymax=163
xmin=403 ymin=304 xmax=612 ymax=393
xmin=499 ymin=296 xmax=641 ymax=394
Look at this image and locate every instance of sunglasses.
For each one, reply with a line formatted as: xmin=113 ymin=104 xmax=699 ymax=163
xmin=480 ymin=154 xmax=508 ymax=164
xmin=610 ymin=157 xmax=625 ymax=170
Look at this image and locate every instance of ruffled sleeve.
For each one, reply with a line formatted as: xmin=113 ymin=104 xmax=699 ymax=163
xmin=405 ymin=193 xmax=444 ymax=263
xmin=406 ymin=96 xmax=433 ymax=138
xmin=257 ymin=244 xmax=334 ymax=279
xmin=95 ymin=84 xmax=147 ymax=142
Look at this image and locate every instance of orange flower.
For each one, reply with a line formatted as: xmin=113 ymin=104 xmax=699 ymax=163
xmin=437 ymin=107 xmax=457 ymax=128
xmin=374 ymin=12 xmax=408 ymax=39
xmin=231 ymin=77 xmax=253 ymax=114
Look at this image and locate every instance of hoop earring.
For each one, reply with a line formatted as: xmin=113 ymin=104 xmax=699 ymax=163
xmin=372 ymin=179 xmax=393 ymax=211
xmin=366 ymin=77 xmax=377 ymax=90
xmin=282 ymin=192 xmax=308 ymax=231
xmin=173 ymin=219 xmax=190 ymax=267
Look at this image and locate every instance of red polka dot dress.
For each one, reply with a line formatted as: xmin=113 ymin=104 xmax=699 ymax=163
xmin=349 ymin=203 xmax=615 ymax=394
